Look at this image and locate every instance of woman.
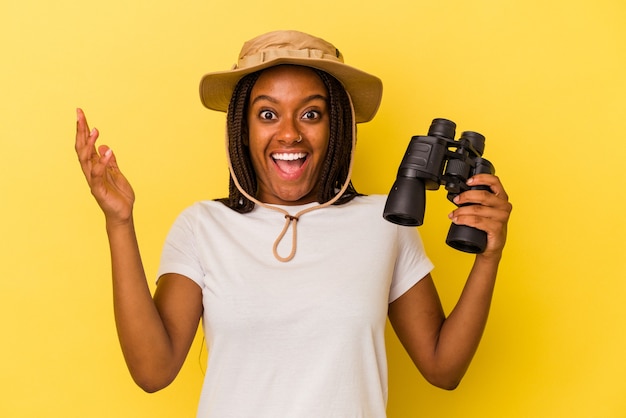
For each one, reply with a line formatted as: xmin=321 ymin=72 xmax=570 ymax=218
xmin=76 ymin=30 xmax=512 ymax=417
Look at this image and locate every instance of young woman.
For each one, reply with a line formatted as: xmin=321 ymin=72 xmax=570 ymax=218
xmin=75 ymin=30 xmax=512 ymax=417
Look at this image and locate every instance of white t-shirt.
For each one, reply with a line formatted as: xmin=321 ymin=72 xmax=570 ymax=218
xmin=158 ymin=194 xmax=433 ymax=418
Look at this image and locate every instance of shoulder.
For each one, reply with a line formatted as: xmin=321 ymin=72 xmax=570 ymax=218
xmin=168 ymin=200 xmax=244 ymax=232
xmin=178 ymin=200 xmax=238 ymax=218
xmin=343 ymin=194 xmax=388 ymax=211
xmin=353 ymin=194 xmax=388 ymax=204
xmin=343 ymin=194 xmax=390 ymax=217
xmin=320 ymin=194 xmax=397 ymax=232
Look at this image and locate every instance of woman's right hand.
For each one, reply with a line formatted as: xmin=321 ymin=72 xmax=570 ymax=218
xmin=75 ymin=108 xmax=135 ymax=225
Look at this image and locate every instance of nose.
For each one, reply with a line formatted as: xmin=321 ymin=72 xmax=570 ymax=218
xmin=276 ymin=119 xmax=301 ymax=145
xmin=278 ymin=134 xmax=303 ymax=145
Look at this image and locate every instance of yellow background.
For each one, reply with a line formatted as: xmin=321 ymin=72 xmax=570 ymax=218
xmin=2 ymin=0 xmax=625 ymax=416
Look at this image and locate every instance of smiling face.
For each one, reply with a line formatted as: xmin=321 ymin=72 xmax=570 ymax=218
xmin=247 ymin=65 xmax=331 ymax=205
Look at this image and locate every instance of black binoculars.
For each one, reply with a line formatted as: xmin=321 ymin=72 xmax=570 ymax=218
xmin=383 ymin=118 xmax=495 ymax=254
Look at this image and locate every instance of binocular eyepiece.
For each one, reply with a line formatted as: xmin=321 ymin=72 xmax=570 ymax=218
xmin=383 ymin=118 xmax=495 ymax=254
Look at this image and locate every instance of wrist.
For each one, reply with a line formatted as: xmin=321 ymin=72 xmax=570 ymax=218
xmin=475 ymin=250 xmax=503 ymax=266
xmin=105 ymin=215 xmax=135 ymax=233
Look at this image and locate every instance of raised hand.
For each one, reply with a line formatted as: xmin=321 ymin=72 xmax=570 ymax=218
xmin=75 ymin=108 xmax=135 ymax=225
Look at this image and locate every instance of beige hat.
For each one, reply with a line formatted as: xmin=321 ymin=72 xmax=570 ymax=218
xmin=199 ymin=30 xmax=383 ymax=123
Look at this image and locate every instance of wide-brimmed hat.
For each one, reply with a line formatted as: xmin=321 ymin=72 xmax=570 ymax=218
xmin=199 ymin=30 xmax=383 ymax=123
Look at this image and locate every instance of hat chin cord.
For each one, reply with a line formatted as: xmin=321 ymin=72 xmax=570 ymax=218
xmin=224 ymin=94 xmax=357 ymax=262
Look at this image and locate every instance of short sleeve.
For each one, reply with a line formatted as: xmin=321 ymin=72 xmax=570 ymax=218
xmin=156 ymin=204 xmax=205 ymax=288
xmin=388 ymin=226 xmax=434 ymax=303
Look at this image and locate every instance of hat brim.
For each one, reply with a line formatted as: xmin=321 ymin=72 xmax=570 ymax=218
xmin=199 ymin=57 xmax=383 ymax=123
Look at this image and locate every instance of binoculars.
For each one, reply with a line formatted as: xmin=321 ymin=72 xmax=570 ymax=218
xmin=383 ymin=118 xmax=495 ymax=254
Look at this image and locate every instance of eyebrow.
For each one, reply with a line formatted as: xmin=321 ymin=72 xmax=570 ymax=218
xmin=250 ymin=94 xmax=328 ymax=107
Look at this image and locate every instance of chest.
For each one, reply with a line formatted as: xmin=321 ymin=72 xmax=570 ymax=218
xmin=195 ymin=209 xmax=399 ymax=343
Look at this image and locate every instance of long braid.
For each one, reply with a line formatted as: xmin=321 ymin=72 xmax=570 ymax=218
xmin=314 ymin=69 xmax=360 ymax=205
xmin=218 ymin=72 xmax=261 ymax=213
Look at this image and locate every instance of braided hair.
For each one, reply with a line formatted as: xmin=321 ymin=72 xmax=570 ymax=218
xmin=217 ymin=65 xmax=360 ymax=213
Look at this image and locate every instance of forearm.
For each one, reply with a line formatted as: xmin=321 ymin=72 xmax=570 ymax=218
xmin=106 ymin=218 xmax=177 ymax=390
xmin=433 ymin=254 xmax=500 ymax=386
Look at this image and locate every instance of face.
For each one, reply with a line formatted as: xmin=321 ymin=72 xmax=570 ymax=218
xmin=247 ymin=65 xmax=330 ymax=205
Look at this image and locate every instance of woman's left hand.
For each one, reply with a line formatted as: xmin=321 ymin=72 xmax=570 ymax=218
xmin=448 ymin=174 xmax=512 ymax=260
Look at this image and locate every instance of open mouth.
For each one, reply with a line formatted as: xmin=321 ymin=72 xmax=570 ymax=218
xmin=271 ymin=152 xmax=308 ymax=174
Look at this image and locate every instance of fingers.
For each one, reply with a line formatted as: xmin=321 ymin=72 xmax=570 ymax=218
xmin=453 ymin=174 xmax=510 ymax=209
xmin=467 ymin=174 xmax=509 ymax=201
xmin=98 ymin=144 xmax=118 ymax=171
xmin=76 ymin=109 xmax=97 ymax=177
xmin=75 ymin=109 xmax=112 ymax=181
xmin=75 ymin=108 xmax=94 ymax=153
xmin=90 ymin=145 xmax=113 ymax=181
xmin=449 ymin=203 xmax=510 ymax=232
xmin=448 ymin=174 xmax=513 ymax=254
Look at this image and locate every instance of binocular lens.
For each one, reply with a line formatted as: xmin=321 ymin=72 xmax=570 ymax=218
xmin=383 ymin=177 xmax=426 ymax=227
xmin=446 ymin=224 xmax=488 ymax=254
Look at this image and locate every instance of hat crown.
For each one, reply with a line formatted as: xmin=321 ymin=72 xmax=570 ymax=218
xmin=236 ymin=30 xmax=344 ymax=70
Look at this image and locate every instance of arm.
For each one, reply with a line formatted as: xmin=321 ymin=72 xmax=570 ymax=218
xmin=388 ymin=174 xmax=511 ymax=390
xmin=75 ymin=109 xmax=202 ymax=392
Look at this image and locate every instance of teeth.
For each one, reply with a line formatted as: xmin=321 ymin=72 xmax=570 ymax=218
xmin=272 ymin=152 xmax=307 ymax=161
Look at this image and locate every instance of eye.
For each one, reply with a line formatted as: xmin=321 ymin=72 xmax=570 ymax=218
xmin=259 ymin=110 xmax=277 ymax=120
xmin=302 ymin=110 xmax=321 ymax=120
